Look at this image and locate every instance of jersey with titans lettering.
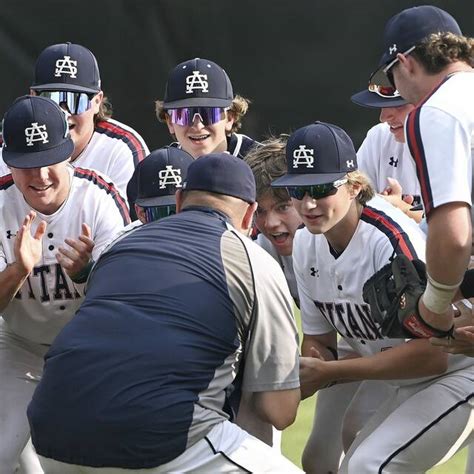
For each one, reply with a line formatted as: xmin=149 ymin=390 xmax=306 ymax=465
xmin=405 ymin=71 xmax=474 ymax=216
xmin=28 ymin=207 xmax=299 ymax=468
xmin=358 ymin=123 xmax=422 ymax=206
xmin=0 ymin=165 xmax=130 ymax=344
xmin=293 ymin=195 xmax=472 ymax=384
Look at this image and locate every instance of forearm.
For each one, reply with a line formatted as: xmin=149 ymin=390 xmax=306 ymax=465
xmin=0 ymin=263 xmax=30 ymax=312
xmin=323 ymin=340 xmax=447 ymax=383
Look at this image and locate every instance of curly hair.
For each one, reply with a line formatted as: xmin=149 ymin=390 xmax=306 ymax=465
xmin=94 ymin=94 xmax=113 ymax=124
xmin=154 ymin=95 xmax=250 ymax=135
xmin=412 ymin=32 xmax=474 ymax=73
xmin=244 ymin=135 xmax=291 ymax=202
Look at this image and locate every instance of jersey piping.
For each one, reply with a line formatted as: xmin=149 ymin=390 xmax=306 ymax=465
xmin=95 ymin=119 xmax=147 ymax=166
xmin=73 ymin=167 xmax=130 ymax=225
xmin=406 ymin=75 xmax=453 ymax=216
xmin=361 ymin=206 xmax=418 ymax=259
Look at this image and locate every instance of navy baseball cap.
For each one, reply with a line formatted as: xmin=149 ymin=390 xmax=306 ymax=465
xmin=370 ymin=6 xmax=461 ymax=87
xmin=163 ymin=58 xmax=233 ymax=109
xmin=351 ymin=85 xmax=407 ymax=108
xmin=272 ymin=122 xmax=357 ymax=187
xmin=134 ymin=147 xmax=194 ymax=207
xmin=2 ymin=95 xmax=74 ymax=169
xmin=31 ymin=42 xmax=101 ymax=94
xmin=183 ymin=153 xmax=256 ymax=204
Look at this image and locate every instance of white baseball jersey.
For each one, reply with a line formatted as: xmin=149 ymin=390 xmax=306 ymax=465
xmin=0 ymin=165 xmax=130 ymax=344
xmin=405 ymin=71 xmax=474 ymax=216
xmin=293 ymin=195 xmax=472 ymax=384
xmin=357 ymin=123 xmax=422 ymax=205
xmin=0 ymin=118 xmax=149 ymax=199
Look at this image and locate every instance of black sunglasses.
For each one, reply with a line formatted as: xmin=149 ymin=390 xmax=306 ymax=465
xmin=286 ymin=179 xmax=347 ymax=200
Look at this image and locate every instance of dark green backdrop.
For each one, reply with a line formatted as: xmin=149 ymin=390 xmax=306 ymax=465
xmin=0 ymin=0 xmax=472 ymax=150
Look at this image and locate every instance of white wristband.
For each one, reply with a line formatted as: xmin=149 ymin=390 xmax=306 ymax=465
xmin=422 ymin=275 xmax=461 ymax=314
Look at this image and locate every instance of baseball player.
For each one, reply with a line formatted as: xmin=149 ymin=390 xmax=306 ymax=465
xmin=0 ymin=95 xmax=129 ymax=471
xmin=272 ymin=121 xmax=474 ymax=472
xmin=126 ymin=146 xmax=194 ymax=225
xmin=351 ymin=83 xmax=418 ymax=204
xmin=155 ymin=57 xmax=257 ymax=157
xmin=0 ymin=42 xmax=149 ymax=212
xmin=28 ymin=153 xmax=302 ymax=473
xmin=369 ymin=6 xmax=474 ymax=342
xmin=125 ymin=57 xmax=258 ymax=219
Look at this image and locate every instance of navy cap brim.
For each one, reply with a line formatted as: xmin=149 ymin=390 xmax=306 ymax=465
xmin=351 ymin=89 xmax=407 ymax=108
xmin=135 ymin=194 xmax=177 ymax=207
xmin=3 ymin=137 xmax=74 ymax=169
xmin=163 ymin=97 xmax=232 ymax=109
xmin=272 ymin=171 xmax=347 ymax=187
xmin=31 ymin=83 xmax=100 ymax=94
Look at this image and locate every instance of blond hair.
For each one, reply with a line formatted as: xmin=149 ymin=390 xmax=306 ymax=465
xmin=346 ymin=170 xmax=375 ymax=205
xmin=155 ymin=95 xmax=250 ymax=135
xmin=412 ymin=32 xmax=474 ymax=73
xmin=244 ymin=135 xmax=290 ymax=202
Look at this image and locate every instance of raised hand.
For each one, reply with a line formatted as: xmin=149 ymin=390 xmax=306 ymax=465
xmin=14 ymin=211 xmax=47 ymax=275
xmin=56 ymin=223 xmax=95 ymax=278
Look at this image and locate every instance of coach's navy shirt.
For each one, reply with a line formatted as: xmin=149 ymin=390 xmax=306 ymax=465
xmin=28 ymin=207 xmax=299 ymax=468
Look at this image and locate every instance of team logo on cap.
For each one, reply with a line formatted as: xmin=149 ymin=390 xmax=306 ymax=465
xmin=25 ymin=123 xmax=49 ymax=146
xmin=293 ymin=145 xmax=314 ymax=169
xmin=389 ymin=44 xmax=397 ymax=55
xmin=186 ymin=71 xmax=209 ymax=94
xmin=159 ymin=165 xmax=182 ymax=189
xmin=55 ymin=56 xmax=78 ymax=78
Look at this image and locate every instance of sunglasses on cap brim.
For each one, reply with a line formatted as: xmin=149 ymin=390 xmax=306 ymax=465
xmin=167 ymin=107 xmax=228 ymax=126
xmin=38 ymin=91 xmax=95 ymax=115
xmin=368 ymin=83 xmax=401 ymax=99
xmin=286 ymin=179 xmax=348 ymax=200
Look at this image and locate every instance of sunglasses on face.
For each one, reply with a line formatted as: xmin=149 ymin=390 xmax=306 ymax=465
xmin=38 ymin=91 xmax=94 ymax=115
xmin=167 ymin=107 xmax=227 ymax=126
xmin=286 ymin=179 xmax=348 ymax=200
xmin=368 ymin=83 xmax=400 ymax=99
xmin=382 ymin=45 xmax=416 ymax=89
xmin=144 ymin=205 xmax=176 ymax=223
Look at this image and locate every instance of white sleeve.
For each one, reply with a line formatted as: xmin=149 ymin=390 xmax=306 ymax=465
xmin=91 ymin=190 xmax=129 ymax=260
xmin=406 ymin=106 xmax=471 ymax=214
xmin=357 ymin=125 xmax=381 ymax=191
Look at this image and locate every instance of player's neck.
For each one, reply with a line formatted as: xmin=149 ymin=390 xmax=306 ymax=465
xmin=324 ymin=201 xmax=362 ymax=255
xmin=416 ymin=62 xmax=473 ymax=103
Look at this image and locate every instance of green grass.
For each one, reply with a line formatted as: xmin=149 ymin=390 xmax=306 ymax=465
xmin=280 ymin=309 xmax=468 ymax=473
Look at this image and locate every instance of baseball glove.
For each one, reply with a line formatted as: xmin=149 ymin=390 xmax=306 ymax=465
xmin=362 ymin=254 xmax=454 ymax=339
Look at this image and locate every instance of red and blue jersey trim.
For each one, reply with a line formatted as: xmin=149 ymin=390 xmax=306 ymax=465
xmin=361 ymin=206 xmax=418 ymax=259
xmin=95 ymin=120 xmax=147 ymax=166
xmin=0 ymin=174 xmax=14 ymax=191
xmin=74 ymin=167 xmax=130 ymax=225
xmin=405 ymin=75 xmax=453 ymax=216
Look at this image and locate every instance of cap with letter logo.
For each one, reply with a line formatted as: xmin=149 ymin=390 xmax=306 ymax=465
xmin=132 ymin=147 xmax=194 ymax=207
xmin=370 ymin=6 xmax=461 ymax=87
xmin=272 ymin=121 xmax=358 ymax=187
xmin=31 ymin=42 xmax=101 ymax=94
xmin=163 ymin=58 xmax=233 ymax=108
xmin=2 ymin=95 xmax=74 ymax=169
